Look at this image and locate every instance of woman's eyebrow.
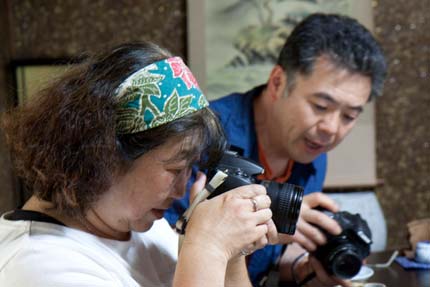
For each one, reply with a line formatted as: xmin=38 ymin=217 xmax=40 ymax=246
xmin=163 ymin=150 xmax=195 ymax=165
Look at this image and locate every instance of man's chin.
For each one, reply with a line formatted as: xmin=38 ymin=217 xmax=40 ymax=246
xmin=294 ymin=143 xmax=328 ymax=163
xmin=293 ymin=152 xmax=321 ymax=164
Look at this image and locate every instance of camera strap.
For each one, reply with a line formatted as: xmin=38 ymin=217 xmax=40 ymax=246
xmin=175 ymin=170 xmax=228 ymax=252
xmin=4 ymin=209 xmax=65 ymax=226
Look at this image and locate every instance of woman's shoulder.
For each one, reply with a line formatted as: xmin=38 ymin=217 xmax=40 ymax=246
xmin=0 ymin=217 xmax=85 ymax=259
xmin=0 ymin=218 xmax=122 ymax=286
xmin=0 ymin=217 xmax=177 ymax=286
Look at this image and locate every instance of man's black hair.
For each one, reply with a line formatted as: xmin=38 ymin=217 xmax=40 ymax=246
xmin=277 ymin=13 xmax=387 ymax=100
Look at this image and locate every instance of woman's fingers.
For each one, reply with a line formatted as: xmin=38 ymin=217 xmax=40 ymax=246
xmin=253 ymin=207 xmax=272 ymax=221
xmin=230 ymin=184 xmax=267 ymax=199
xmin=187 ymin=184 xmax=278 ymax=259
xmin=252 ymin=194 xmax=271 ymax=211
xmin=266 ymin=219 xmax=279 ymax=245
xmin=189 ymin=171 xmax=207 ymax=202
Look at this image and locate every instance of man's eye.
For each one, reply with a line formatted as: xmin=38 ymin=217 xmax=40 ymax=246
xmin=314 ymin=104 xmax=327 ymax=111
xmin=343 ymin=114 xmax=357 ymax=122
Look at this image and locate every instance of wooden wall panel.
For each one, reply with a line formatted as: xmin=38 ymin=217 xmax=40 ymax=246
xmin=374 ymin=0 xmax=430 ymax=249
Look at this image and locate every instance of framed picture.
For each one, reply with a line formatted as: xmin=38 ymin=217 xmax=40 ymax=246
xmin=12 ymin=59 xmax=71 ymax=105
xmin=10 ymin=59 xmax=72 ymax=203
xmin=187 ymin=0 xmax=378 ymax=188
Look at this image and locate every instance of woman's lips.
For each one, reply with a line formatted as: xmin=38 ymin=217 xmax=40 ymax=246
xmin=151 ymin=209 xmax=165 ymax=219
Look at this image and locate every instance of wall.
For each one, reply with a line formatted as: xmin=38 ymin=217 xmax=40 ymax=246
xmin=0 ymin=0 xmax=428 ymax=249
xmin=373 ymin=0 xmax=430 ymax=249
xmin=0 ymin=0 xmax=18 ymax=212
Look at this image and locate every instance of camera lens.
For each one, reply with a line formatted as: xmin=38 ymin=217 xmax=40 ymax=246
xmin=331 ymin=249 xmax=362 ymax=279
xmin=262 ymin=181 xmax=304 ymax=234
xmin=312 ymin=211 xmax=372 ymax=279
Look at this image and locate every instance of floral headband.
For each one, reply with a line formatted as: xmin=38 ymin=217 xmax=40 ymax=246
xmin=115 ymin=57 xmax=208 ymax=134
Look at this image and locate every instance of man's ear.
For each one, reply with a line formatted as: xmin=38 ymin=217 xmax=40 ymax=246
xmin=266 ymin=65 xmax=288 ymax=101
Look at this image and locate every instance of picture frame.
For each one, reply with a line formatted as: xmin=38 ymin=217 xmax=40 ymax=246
xmin=10 ymin=59 xmax=73 ymax=204
xmin=187 ymin=0 xmax=378 ymax=188
xmin=11 ymin=59 xmax=72 ymax=105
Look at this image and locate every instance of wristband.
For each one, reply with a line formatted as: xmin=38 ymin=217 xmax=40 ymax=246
xmin=291 ymin=252 xmax=309 ymax=284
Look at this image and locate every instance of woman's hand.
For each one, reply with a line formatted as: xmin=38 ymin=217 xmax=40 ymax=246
xmin=184 ymin=172 xmax=276 ymax=261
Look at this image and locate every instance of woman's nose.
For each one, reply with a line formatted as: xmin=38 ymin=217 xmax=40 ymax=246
xmin=171 ymin=170 xmax=191 ymax=199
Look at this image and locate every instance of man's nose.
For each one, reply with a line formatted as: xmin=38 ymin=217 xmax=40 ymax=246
xmin=318 ymin=112 xmax=340 ymax=137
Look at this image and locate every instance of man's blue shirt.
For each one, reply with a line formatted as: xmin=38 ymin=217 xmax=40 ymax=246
xmin=165 ymin=86 xmax=327 ymax=286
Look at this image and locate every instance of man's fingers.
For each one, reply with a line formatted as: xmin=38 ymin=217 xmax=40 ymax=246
xmin=302 ymin=208 xmax=342 ymax=235
xmin=303 ymin=193 xmax=340 ymax=212
xmin=295 ymin=219 xmax=326 ymax=248
xmin=309 ymin=256 xmax=344 ymax=286
xmin=289 ymin=230 xmax=317 ymax=251
xmin=308 ymin=256 xmax=353 ymax=287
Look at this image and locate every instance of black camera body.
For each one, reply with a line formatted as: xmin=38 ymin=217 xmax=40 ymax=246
xmin=313 ymin=211 xmax=372 ymax=279
xmin=208 ymin=151 xmax=304 ymax=235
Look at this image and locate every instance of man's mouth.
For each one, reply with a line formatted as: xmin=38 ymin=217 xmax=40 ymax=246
xmin=304 ymin=138 xmax=326 ymax=152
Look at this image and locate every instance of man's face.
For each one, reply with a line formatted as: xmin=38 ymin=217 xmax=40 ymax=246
xmin=270 ymin=57 xmax=371 ymax=164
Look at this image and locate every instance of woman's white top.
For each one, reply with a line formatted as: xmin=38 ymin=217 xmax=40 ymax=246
xmin=0 ymin=214 xmax=178 ymax=287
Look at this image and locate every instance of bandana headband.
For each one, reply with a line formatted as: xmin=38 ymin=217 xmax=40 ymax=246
xmin=115 ymin=57 xmax=209 ymax=134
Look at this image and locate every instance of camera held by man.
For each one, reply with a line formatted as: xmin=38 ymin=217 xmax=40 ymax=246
xmin=312 ymin=210 xmax=373 ymax=279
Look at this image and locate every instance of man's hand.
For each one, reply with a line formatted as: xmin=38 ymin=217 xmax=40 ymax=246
xmin=296 ymin=254 xmax=352 ymax=287
xmin=278 ymin=192 xmax=342 ymax=251
xmin=278 ymin=243 xmax=352 ymax=287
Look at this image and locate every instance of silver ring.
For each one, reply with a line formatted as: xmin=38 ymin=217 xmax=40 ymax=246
xmin=240 ymin=248 xmax=251 ymax=256
xmin=251 ymin=198 xmax=258 ymax=212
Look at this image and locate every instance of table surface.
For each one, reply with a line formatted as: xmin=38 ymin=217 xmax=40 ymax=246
xmin=362 ymin=251 xmax=430 ymax=287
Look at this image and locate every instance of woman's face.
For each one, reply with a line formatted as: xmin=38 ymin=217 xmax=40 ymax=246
xmin=93 ymin=137 xmax=194 ymax=235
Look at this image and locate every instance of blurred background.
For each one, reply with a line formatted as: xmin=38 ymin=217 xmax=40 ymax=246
xmin=0 ymin=0 xmax=428 ymax=250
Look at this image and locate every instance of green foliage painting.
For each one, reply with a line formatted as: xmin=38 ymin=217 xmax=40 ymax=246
xmin=205 ymin=0 xmax=353 ymax=99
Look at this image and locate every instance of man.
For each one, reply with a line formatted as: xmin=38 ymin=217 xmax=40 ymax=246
xmin=166 ymin=13 xmax=386 ymax=286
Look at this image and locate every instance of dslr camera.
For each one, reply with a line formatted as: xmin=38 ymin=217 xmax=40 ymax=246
xmin=207 ymin=150 xmax=304 ymax=235
xmin=313 ymin=210 xmax=372 ymax=279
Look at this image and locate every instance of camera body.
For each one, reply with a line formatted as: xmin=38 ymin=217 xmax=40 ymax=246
xmin=313 ymin=211 xmax=372 ymax=279
xmin=208 ymin=150 xmax=304 ymax=234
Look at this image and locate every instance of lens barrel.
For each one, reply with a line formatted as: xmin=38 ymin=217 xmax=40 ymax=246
xmin=330 ymin=249 xmax=362 ymax=279
xmin=262 ymin=181 xmax=304 ymax=234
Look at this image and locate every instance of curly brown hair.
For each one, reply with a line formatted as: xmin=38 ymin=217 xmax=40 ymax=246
xmin=1 ymin=42 xmax=226 ymax=219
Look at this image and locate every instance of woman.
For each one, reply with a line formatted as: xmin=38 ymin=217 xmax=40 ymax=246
xmin=0 ymin=42 xmax=277 ymax=286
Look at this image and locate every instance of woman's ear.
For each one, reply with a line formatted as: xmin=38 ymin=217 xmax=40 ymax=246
xmin=266 ymin=65 xmax=288 ymax=101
